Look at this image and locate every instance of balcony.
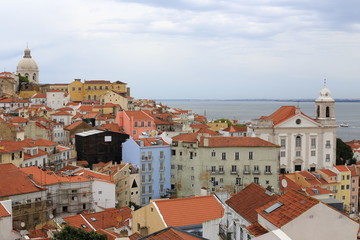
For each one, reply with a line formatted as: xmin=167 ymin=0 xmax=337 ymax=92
xmin=264 ymin=171 xmax=272 ymax=175
xmin=210 ymin=170 xmax=218 ymax=175
xmin=218 ymin=171 xmax=224 ymax=175
xmin=166 ymin=188 xmax=177 ymax=193
xmin=230 ymin=170 xmax=238 ymax=175
xmin=253 ymin=170 xmax=261 ymax=175
xmin=243 ymin=170 xmax=251 ymax=175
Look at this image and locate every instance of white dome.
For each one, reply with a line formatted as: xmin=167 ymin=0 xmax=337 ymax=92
xmin=316 ymin=87 xmax=334 ymax=102
xmin=17 ymin=58 xmax=39 ymax=71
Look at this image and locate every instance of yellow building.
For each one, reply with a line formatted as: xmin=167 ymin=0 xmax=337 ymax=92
xmin=48 ymin=83 xmax=69 ymax=92
xmin=0 ymin=142 xmax=24 ymax=167
xmin=332 ymin=165 xmax=352 ymax=211
xmin=68 ymin=79 xmax=128 ymax=102
xmin=207 ymin=121 xmax=228 ymax=131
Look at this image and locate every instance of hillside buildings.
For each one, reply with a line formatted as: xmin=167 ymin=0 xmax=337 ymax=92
xmin=250 ymin=87 xmax=337 ymax=173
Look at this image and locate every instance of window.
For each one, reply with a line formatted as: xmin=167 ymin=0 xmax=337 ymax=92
xmin=280 ymin=139 xmax=286 ymax=148
xmin=148 ymin=186 xmax=152 ymax=194
xmin=191 ymin=176 xmax=195 ymax=180
xmin=311 ymin=138 xmax=316 ymax=148
xmin=211 ymin=166 xmax=216 ymax=173
xmin=325 ymin=154 xmax=330 ymax=162
xmin=254 ymin=177 xmax=259 ymax=184
xmin=220 ymin=178 xmax=223 ymax=183
xmin=341 ymin=185 xmax=345 ymax=190
xmin=231 ymin=165 xmax=237 ymax=173
xmin=148 ymin=174 xmax=152 ymax=183
xmin=160 ymin=151 xmax=164 ymax=160
xmin=190 ymin=152 xmax=194 ymax=159
xmin=235 ymin=152 xmax=239 ymax=160
xmin=160 ymin=184 xmax=164 ymax=192
xmin=211 ymin=151 xmax=216 ymax=157
xmin=346 ymin=185 xmax=349 ymax=190
xmin=253 ymin=165 xmax=259 ymax=172
xmin=171 ymin=150 xmax=176 ymax=156
xmin=346 ymin=175 xmax=350 ymax=180
xmin=135 ymin=122 xmax=138 ymax=127
xmin=148 ymin=163 xmax=152 ymax=171
xmin=99 ymin=86 xmax=102 ymax=90
xmin=244 ymin=165 xmax=250 ymax=173
xmin=160 ymin=161 xmax=164 ymax=171
xmin=133 ymin=130 xmax=136 ymax=135
xmin=78 ymin=87 xmax=81 ymax=91
xmin=141 ymin=175 xmax=146 ymax=183
xmin=11 ymin=153 xmax=15 ymax=160
xmin=171 ymin=164 xmax=175 ymax=169
xmin=326 ymin=140 xmax=331 ymax=148
xmin=88 ymin=86 xmax=91 ymax=90
xmin=311 ymin=150 xmax=316 ymax=156
xmin=221 ymin=152 xmax=226 ymax=160
xmin=148 ymin=121 xmax=151 ymax=127
xmin=72 ymin=87 xmax=75 ymax=91
xmin=177 ymin=165 xmax=183 ymax=170
xmin=142 ymin=186 xmax=146 ymax=194
xmin=295 ymin=136 xmax=301 ymax=147
xmin=342 ymin=195 xmax=346 ymax=200
xmin=249 ymin=152 xmax=253 ymax=160
xmin=265 ymin=165 xmax=271 ymax=174
xmin=296 ymin=151 xmax=301 ymax=157
xmin=219 ymin=165 xmax=224 ymax=173
xmin=236 ymin=177 xmax=241 ymax=185
xmin=280 ymin=151 xmax=286 ymax=157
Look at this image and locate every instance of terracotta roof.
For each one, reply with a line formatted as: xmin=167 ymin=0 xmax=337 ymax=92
xmin=246 ymin=222 xmax=269 ymax=237
xmin=0 ymin=97 xmax=30 ymax=103
xmin=47 ymin=89 xmax=65 ymax=93
xmin=317 ymin=169 xmax=337 ymax=177
xmin=63 ymin=207 xmax=131 ymax=232
xmin=297 ymin=171 xmax=322 ymax=186
xmin=96 ymin=123 xmax=123 ymax=133
xmin=51 ymin=111 xmax=73 ymax=116
xmin=347 ymin=166 xmax=359 ymax=176
xmin=196 ymin=128 xmax=221 ymax=135
xmin=199 ymin=137 xmax=278 ymax=148
xmin=23 ymin=138 xmax=57 ymax=147
xmin=129 ymin=232 xmax=143 ymax=240
xmin=75 ymin=169 xmax=112 ymax=182
xmin=334 ymin=165 xmax=350 ymax=172
xmin=226 ymin=183 xmax=278 ymax=223
xmin=9 ymin=116 xmax=29 ymax=123
xmin=84 ymin=80 xmax=111 ymax=84
xmin=260 ymin=106 xmax=317 ymax=126
xmin=96 ymin=229 xmax=123 ymax=240
xmin=124 ymin=110 xmax=154 ymax=120
xmin=257 ymin=190 xmax=319 ymax=228
xmin=172 ymin=133 xmax=199 ymax=143
xmin=0 ymin=140 xmax=24 ymax=153
xmin=0 ymin=202 xmax=10 ymax=217
xmin=24 ymin=149 xmax=47 ymax=160
xmin=32 ymin=93 xmax=46 ymax=99
xmin=57 ymin=107 xmax=74 ymax=112
xmin=83 ymin=113 xmax=98 ymax=119
xmin=141 ymin=226 xmax=205 ymax=239
xmin=190 ymin=124 xmax=210 ymax=129
xmin=136 ymin=138 xmax=169 ymax=147
xmin=64 ymin=121 xmax=85 ymax=130
xmin=78 ymin=105 xmax=93 ymax=112
xmin=154 ymin=195 xmax=224 ymax=227
xmin=20 ymin=167 xmax=91 ymax=186
xmin=305 ymin=187 xmax=334 ymax=196
xmin=279 ymin=175 xmax=303 ymax=193
xmin=222 ymin=125 xmax=247 ymax=132
xmin=0 ymin=164 xmax=44 ymax=197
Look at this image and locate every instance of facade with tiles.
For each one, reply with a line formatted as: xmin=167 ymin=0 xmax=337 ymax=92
xmin=171 ymin=134 xmax=280 ymax=198
xmin=250 ymin=87 xmax=337 ymax=173
xmin=122 ymin=137 xmax=171 ymax=206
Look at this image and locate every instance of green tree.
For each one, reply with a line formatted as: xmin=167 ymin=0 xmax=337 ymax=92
xmin=336 ymin=138 xmax=356 ymax=165
xmin=54 ymin=225 xmax=106 ymax=240
xmin=17 ymin=74 xmax=29 ymax=83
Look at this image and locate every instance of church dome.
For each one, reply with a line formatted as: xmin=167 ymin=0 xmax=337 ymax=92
xmin=316 ymin=87 xmax=334 ymax=102
xmin=16 ymin=47 xmax=39 ymax=84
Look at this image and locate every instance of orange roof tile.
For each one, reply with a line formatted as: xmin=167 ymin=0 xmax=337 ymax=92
xmin=143 ymin=227 xmax=205 ymax=239
xmin=317 ymin=169 xmax=337 ymax=177
xmin=32 ymin=93 xmax=46 ymax=99
xmin=334 ymin=165 xmax=350 ymax=172
xmin=246 ymin=222 xmax=269 ymax=237
xmin=305 ymin=187 xmax=334 ymax=196
xmin=257 ymin=190 xmax=319 ymax=228
xmin=226 ymin=183 xmax=278 ymax=223
xmin=24 ymin=149 xmax=47 ymax=160
xmin=199 ymin=137 xmax=278 ymax=148
xmin=84 ymin=80 xmax=111 ymax=84
xmin=0 ymin=203 xmax=10 ymax=217
xmin=0 ymin=140 xmax=24 ymax=153
xmin=9 ymin=116 xmax=29 ymax=123
xmin=347 ymin=166 xmax=359 ymax=176
xmin=51 ymin=111 xmax=73 ymax=116
xmin=0 ymin=164 xmax=44 ymax=197
xmin=196 ymin=128 xmax=221 ymax=135
xmin=96 ymin=123 xmax=123 ymax=133
xmin=20 ymin=167 xmax=91 ymax=186
xmin=136 ymin=138 xmax=169 ymax=147
xmin=64 ymin=121 xmax=86 ymax=130
xmin=83 ymin=113 xmax=98 ymax=119
xmin=129 ymin=232 xmax=143 ymax=240
xmin=63 ymin=207 xmax=131 ymax=232
xmin=172 ymin=133 xmax=199 ymax=143
xmin=23 ymin=138 xmax=57 ymax=147
xmin=154 ymin=195 xmax=224 ymax=227
xmin=78 ymin=105 xmax=93 ymax=112
xmin=75 ymin=169 xmax=112 ymax=182
xmin=260 ymin=106 xmax=317 ymax=126
xmin=124 ymin=110 xmax=154 ymax=120
xmin=190 ymin=124 xmax=210 ymax=129
xmin=222 ymin=125 xmax=247 ymax=133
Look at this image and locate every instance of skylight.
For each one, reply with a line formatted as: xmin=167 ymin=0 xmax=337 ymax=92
xmin=90 ymin=217 xmax=97 ymax=221
xmin=264 ymin=202 xmax=283 ymax=214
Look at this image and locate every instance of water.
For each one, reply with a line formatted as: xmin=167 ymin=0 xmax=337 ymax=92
xmin=159 ymin=100 xmax=360 ymax=142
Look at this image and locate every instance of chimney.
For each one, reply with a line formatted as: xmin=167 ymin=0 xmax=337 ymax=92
xmin=200 ymin=187 xmax=209 ymax=196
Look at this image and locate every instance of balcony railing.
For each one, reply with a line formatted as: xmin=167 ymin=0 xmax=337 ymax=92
xmin=230 ymin=170 xmax=238 ymax=175
xmin=243 ymin=170 xmax=251 ymax=175
xmin=210 ymin=170 xmax=217 ymax=175
xmin=253 ymin=170 xmax=261 ymax=175
xmin=264 ymin=171 xmax=272 ymax=175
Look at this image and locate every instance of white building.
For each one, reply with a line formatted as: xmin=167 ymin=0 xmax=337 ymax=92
xmin=249 ymin=87 xmax=337 ymax=173
xmin=51 ymin=111 xmax=73 ymax=126
xmin=0 ymin=200 xmax=21 ymax=240
xmin=46 ymin=90 xmax=69 ymax=110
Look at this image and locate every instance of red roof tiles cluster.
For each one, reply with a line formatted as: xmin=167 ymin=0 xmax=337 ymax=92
xmin=199 ymin=137 xmax=278 ymax=148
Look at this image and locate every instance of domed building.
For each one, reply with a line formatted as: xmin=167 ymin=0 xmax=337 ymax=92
xmin=16 ymin=47 xmax=39 ymax=84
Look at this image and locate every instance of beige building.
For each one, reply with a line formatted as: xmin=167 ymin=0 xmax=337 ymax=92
xmin=99 ymin=90 xmax=134 ymax=110
xmin=171 ymin=133 xmax=280 ymax=198
xmin=0 ymin=72 xmax=18 ymax=96
xmin=249 ymin=87 xmax=337 ymax=173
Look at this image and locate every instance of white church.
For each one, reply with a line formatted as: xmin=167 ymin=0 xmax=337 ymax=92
xmin=16 ymin=47 xmax=39 ymax=84
xmin=249 ymin=86 xmax=337 ymax=173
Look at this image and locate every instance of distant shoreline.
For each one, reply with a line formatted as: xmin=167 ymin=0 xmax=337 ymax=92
xmin=156 ymin=99 xmax=360 ymax=102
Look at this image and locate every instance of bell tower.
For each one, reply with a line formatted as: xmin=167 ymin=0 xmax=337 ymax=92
xmin=315 ymin=79 xmax=336 ymax=126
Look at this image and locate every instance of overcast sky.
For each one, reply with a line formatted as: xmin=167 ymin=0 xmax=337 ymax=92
xmin=1 ymin=0 xmax=360 ymax=99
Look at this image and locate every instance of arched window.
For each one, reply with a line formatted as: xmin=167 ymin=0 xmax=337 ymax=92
xmin=33 ymin=73 xmax=36 ymax=80
xmin=94 ymin=95 xmax=97 ymax=100
xmin=25 ymin=73 xmax=29 ymax=79
xmin=326 ymin=106 xmax=330 ymax=118
xmin=295 ymin=136 xmax=301 ymax=148
xmin=88 ymin=95 xmax=91 ymax=100
xmin=317 ymin=106 xmax=320 ymax=118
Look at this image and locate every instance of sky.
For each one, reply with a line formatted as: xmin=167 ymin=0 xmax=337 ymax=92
xmin=1 ymin=0 xmax=360 ymax=99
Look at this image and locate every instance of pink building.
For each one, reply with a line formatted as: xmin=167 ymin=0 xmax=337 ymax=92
xmin=348 ymin=165 xmax=359 ymax=213
xmin=116 ymin=110 xmax=155 ymax=139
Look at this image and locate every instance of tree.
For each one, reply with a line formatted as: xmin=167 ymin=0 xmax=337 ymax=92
xmin=336 ymin=138 xmax=356 ymax=165
xmin=54 ymin=225 xmax=106 ymax=240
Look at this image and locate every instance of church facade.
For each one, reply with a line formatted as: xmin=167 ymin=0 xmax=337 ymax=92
xmin=249 ymin=87 xmax=337 ymax=173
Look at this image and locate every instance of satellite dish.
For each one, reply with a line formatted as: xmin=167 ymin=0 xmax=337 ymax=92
xmin=116 ymin=216 xmax=123 ymax=222
xmin=49 ymin=214 xmax=54 ymax=219
xmin=20 ymin=222 xmax=26 ymax=227
xmin=281 ymin=179 xmax=288 ymax=188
